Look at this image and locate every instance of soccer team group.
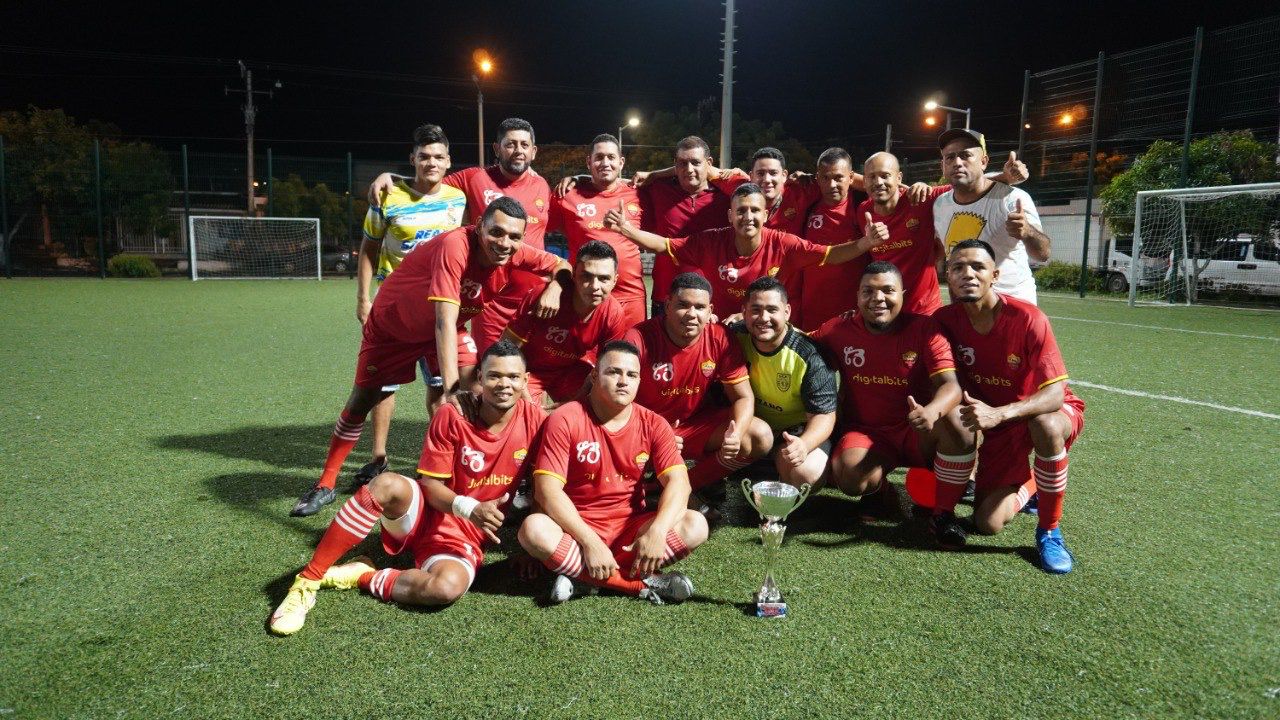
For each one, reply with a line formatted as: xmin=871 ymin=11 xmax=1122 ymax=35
xmin=269 ymin=117 xmax=1086 ymax=635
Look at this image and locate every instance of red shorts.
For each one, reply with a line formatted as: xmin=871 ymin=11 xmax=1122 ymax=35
xmin=836 ymin=422 xmax=929 ymax=470
xmin=975 ymin=399 xmax=1085 ymax=491
xmin=674 ymin=405 xmax=735 ymax=457
xmin=582 ymin=511 xmax=658 ymax=580
xmin=526 ymin=364 xmax=590 ymax=405
xmin=354 ymin=326 xmax=477 ymax=389
xmin=380 ymin=480 xmax=487 ymax=573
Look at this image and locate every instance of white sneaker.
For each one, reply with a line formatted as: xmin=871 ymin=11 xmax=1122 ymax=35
xmin=548 ymin=574 xmax=598 ymax=604
xmin=640 ymin=572 xmax=694 ymax=604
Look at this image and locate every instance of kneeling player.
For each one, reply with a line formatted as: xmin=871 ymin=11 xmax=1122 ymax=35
xmin=269 ymin=341 xmax=545 ymax=635
xmin=932 ymin=240 xmax=1085 ymax=573
xmin=502 ymin=240 xmax=629 ymax=407
xmin=518 ymin=341 xmax=708 ymax=604
xmin=729 ymin=276 xmax=838 ymax=488
xmin=812 ymin=261 xmax=976 ymax=518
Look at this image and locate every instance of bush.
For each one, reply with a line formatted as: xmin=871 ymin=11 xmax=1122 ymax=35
xmin=1033 ymin=262 xmax=1104 ymax=293
xmin=107 ymin=254 xmax=161 ymax=278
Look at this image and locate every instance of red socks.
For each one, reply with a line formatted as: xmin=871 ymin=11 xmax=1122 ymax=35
xmin=687 ymin=453 xmax=751 ymax=492
xmin=932 ymin=451 xmax=977 ymax=514
xmin=317 ymin=411 xmax=365 ymax=490
xmin=359 ymin=568 xmax=401 ymax=602
xmin=541 ymin=531 xmax=688 ymax=595
xmin=300 ymin=486 xmax=382 ymax=580
xmin=1033 ymin=451 xmax=1069 ymax=530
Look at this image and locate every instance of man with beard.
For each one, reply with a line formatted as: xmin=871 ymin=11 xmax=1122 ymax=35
xmin=931 ymin=240 xmax=1084 ymax=574
xmin=811 ymin=261 xmax=975 ymax=519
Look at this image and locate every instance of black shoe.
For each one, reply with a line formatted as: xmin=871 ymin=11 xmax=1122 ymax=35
xmin=930 ymin=511 xmax=967 ymax=549
xmin=854 ymin=481 xmax=900 ymax=521
xmin=351 ymin=458 xmax=388 ymax=489
xmin=291 ymin=485 xmax=336 ymax=517
xmin=961 ymin=479 xmax=976 ymax=504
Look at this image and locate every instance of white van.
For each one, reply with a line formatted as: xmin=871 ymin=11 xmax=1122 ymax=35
xmin=1105 ymin=233 xmax=1280 ymax=297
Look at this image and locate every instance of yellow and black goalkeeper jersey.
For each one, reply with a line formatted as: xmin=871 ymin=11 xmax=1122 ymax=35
xmin=730 ymin=322 xmax=838 ymax=431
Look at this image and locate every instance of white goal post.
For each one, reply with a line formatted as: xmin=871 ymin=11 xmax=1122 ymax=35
xmin=1129 ymin=182 xmax=1280 ymax=306
xmin=188 ymin=216 xmax=322 ymax=280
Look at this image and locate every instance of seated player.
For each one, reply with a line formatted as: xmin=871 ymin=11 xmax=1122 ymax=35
xmin=501 ymin=240 xmax=630 ymax=408
xmin=605 ymin=183 xmax=871 ymax=324
xmin=931 ymin=239 xmax=1085 ymax=574
xmin=728 ymin=276 xmax=838 ymax=489
xmin=811 ymin=261 xmax=976 ymax=519
xmin=291 ymin=197 xmax=571 ymax=516
xmin=353 ymin=123 xmax=466 ymax=484
xmin=622 ymin=273 xmax=773 ymax=511
xmin=517 ymin=340 xmax=709 ymax=603
xmin=269 ymin=341 xmax=546 ymax=635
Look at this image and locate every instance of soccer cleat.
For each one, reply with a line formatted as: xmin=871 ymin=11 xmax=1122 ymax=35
xmin=639 ymin=572 xmax=694 ymax=605
xmin=961 ymin=479 xmax=976 ymax=503
xmin=854 ymin=481 xmax=900 ymax=521
xmin=547 ymin=574 xmax=597 ymax=604
xmin=511 ymin=478 xmax=533 ymax=512
xmin=1020 ymin=492 xmax=1040 ymax=515
xmin=269 ymin=575 xmax=321 ymax=636
xmin=291 ymin=485 xmax=336 ymax=517
xmin=320 ymin=557 xmax=375 ymax=590
xmin=352 ymin=459 xmax=388 ymax=488
xmin=1036 ymin=527 xmax=1074 ymax=574
xmin=930 ymin=511 xmax=967 ymax=549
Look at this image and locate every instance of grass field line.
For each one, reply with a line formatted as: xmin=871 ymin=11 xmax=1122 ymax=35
xmin=1039 ymin=291 xmax=1280 ymax=313
xmin=1048 ymin=315 xmax=1280 ymax=341
xmin=1072 ymin=379 xmax=1280 ymax=419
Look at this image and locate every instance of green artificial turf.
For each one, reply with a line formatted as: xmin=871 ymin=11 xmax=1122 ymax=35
xmin=1 ymin=279 xmax=1276 ymax=719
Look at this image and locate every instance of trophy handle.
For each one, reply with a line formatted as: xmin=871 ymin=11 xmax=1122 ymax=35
xmin=781 ymin=482 xmax=812 ymax=520
xmin=741 ymin=477 xmax=760 ymax=514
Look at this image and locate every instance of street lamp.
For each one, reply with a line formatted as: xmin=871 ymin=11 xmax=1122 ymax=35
xmin=924 ymin=116 xmax=938 ymax=128
xmin=923 ymin=99 xmax=971 ymax=130
xmin=472 ymin=50 xmax=494 ymax=167
xmin=618 ymin=116 xmax=640 ymax=151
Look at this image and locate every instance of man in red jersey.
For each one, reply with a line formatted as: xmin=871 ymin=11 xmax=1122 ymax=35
xmin=518 ymin=340 xmax=708 ymax=604
xmin=547 ymin=134 xmax=647 ymax=326
xmin=370 ymin=118 xmax=553 ymax=352
xmin=795 ymin=147 xmax=874 ymax=331
xmin=270 ymin=341 xmax=545 ymax=635
xmin=606 ymin=183 xmax=872 ymax=324
xmin=811 ymin=261 xmax=975 ymax=519
xmin=290 ymin=198 xmax=570 ymax=517
xmin=502 ymin=241 xmax=630 ymax=407
xmin=858 ymin=152 xmax=950 ymax=316
xmin=621 ymin=273 xmax=772 ymax=509
xmin=931 ymin=239 xmax=1085 ymax=574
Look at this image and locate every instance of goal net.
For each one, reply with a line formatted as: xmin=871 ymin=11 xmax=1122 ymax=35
xmin=188 ymin=216 xmax=321 ymax=280
xmin=1129 ymin=183 xmax=1280 ymax=305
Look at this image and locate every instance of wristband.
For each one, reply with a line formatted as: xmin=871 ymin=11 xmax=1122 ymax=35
xmin=451 ymin=495 xmax=480 ymax=519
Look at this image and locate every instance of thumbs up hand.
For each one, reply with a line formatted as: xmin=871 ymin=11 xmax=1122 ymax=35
xmin=603 ymin=199 xmax=631 ymax=233
xmin=718 ymin=419 xmax=741 ymax=464
xmin=863 ymin=211 xmax=890 ymax=246
xmin=1003 ymin=151 xmax=1029 ymax=185
xmin=905 ymin=395 xmax=936 ymax=432
xmin=469 ymin=493 xmax=509 ymax=544
xmin=958 ymin=390 xmax=1001 ymax=431
xmin=1005 ymin=197 xmax=1029 ymax=239
xmin=779 ymin=431 xmax=807 ymax=467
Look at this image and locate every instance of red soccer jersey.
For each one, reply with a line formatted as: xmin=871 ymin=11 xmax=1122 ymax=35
xmin=368 ymin=226 xmax=562 ymax=343
xmin=548 ymin=183 xmax=646 ymax=318
xmin=622 ymin=317 xmax=749 ymax=418
xmin=713 ymin=175 xmax=823 ymax=235
xmin=506 ymin=283 xmax=630 ymax=372
xmin=666 ymin=227 xmax=831 ymax=316
xmin=855 ymin=186 xmax=948 ymax=315
xmin=639 ymin=179 xmax=732 ymax=301
xmin=796 ymin=196 xmax=863 ymax=331
xmin=415 ymin=399 xmax=546 ymax=546
xmin=532 ymin=399 xmax=685 ymax=522
xmin=932 ymin=294 xmax=1083 ymax=412
xmin=812 ymin=311 xmax=956 ymax=429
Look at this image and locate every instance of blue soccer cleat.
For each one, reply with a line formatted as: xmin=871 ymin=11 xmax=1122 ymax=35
xmin=1036 ymin=527 xmax=1074 ymax=574
xmin=1020 ymin=492 xmax=1039 ymax=515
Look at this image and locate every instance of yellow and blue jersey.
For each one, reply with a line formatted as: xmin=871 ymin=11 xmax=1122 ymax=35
xmin=363 ymin=180 xmax=466 ymax=280
xmin=730 ymin=322 xmax=839 ymax=431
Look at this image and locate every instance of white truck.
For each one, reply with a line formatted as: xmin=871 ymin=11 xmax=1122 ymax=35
xmin=1105 ymin=233 xmax=1280 ymax=297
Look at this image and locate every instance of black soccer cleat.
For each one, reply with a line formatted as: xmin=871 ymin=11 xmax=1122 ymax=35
xmin=351 ymin=458 xmax=389 ymax=489
xmin=960 ymin=479 xmax=976 ymax=504
xmin=291 ymin=485 xmax=336 ymax=517
xmin=930 ymin=511 xmax=967 ymax=549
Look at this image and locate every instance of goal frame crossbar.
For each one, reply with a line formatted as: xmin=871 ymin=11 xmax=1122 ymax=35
xmin=188 ymin=215 xmax=322 ymax=281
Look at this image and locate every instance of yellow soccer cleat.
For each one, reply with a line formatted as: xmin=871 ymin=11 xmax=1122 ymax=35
xmin=321 ymin=557 xmax=376 ymax=591
xmin=269 ymin=575 xmax=321 ymax=636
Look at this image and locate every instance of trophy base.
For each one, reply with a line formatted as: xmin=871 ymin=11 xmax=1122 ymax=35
xmin=753 ymin=594 xmax=788 ymax=618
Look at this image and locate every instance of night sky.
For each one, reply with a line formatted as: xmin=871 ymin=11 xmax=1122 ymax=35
xmin=2 ymin=0 xmax=1276 ymax=163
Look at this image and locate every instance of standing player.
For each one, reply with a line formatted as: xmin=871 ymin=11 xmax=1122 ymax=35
xmin=547 ymin=134 xmax=647 ymax=326
xmin=858 ymin=151 xmax=948 ymax=316
xmin=795 ymin=147 xmax=870 ymax=331
xmin=370 ymin=118 xmax=553 ymax=350
xmin=622 ymin=273 xmax=772 ymax=505
xmin=606 ymin=183 xmax=871 ymax=322
xmin=290 ymin=198 xmax=570 ymax=516
xmin=811 ymin=261 xmax=975 ymax=518
xmin=269 ymin=341 xmax=544 ymax=635
xmin=933 ymin=129 xmax=1050 ymax=304
xmin=502 ymin=241 xmax=630 ymax=407
xmin=729 ymin=277 xmax=838 ymax=489
xmin=353 ymin=123 xmax=467 ymax=484
xmin=518 ymin=340 xmax=708 ymax=603
xmin=931 ymin=240 xmax=1084 ymax=573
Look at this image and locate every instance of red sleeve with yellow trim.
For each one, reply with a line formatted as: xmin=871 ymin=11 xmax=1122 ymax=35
xmin=531 ymin=405 xmax=574 ymax=485
xmin=416 ymin=404 xmax=459 ymax=478
xmin=776 ymin=228 xmax=832 ymax=274
xmin=1026 ymin=309 xmax=1069 ymax=390
xmin=713 ymin=323 xmax=750 ymax=385
xmin=644 ymin=407 xmax=685 ymax=481
xmin=919 ymin=314 xmax=956 ymax=377
xmin=423 ymin=227 xmax=471 ymax=306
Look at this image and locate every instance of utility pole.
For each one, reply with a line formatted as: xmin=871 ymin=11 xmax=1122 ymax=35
xmin=718 ymin=0 xmax=736 ymax=167
xmin=884 ymin=124 xmax=892 ymax=152
xmin=226 ymin=61 xmax=280 ymax=214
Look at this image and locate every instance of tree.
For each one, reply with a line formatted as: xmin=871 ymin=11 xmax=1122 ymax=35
xmin=269 ymin=173 xmax=367 ymax=243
